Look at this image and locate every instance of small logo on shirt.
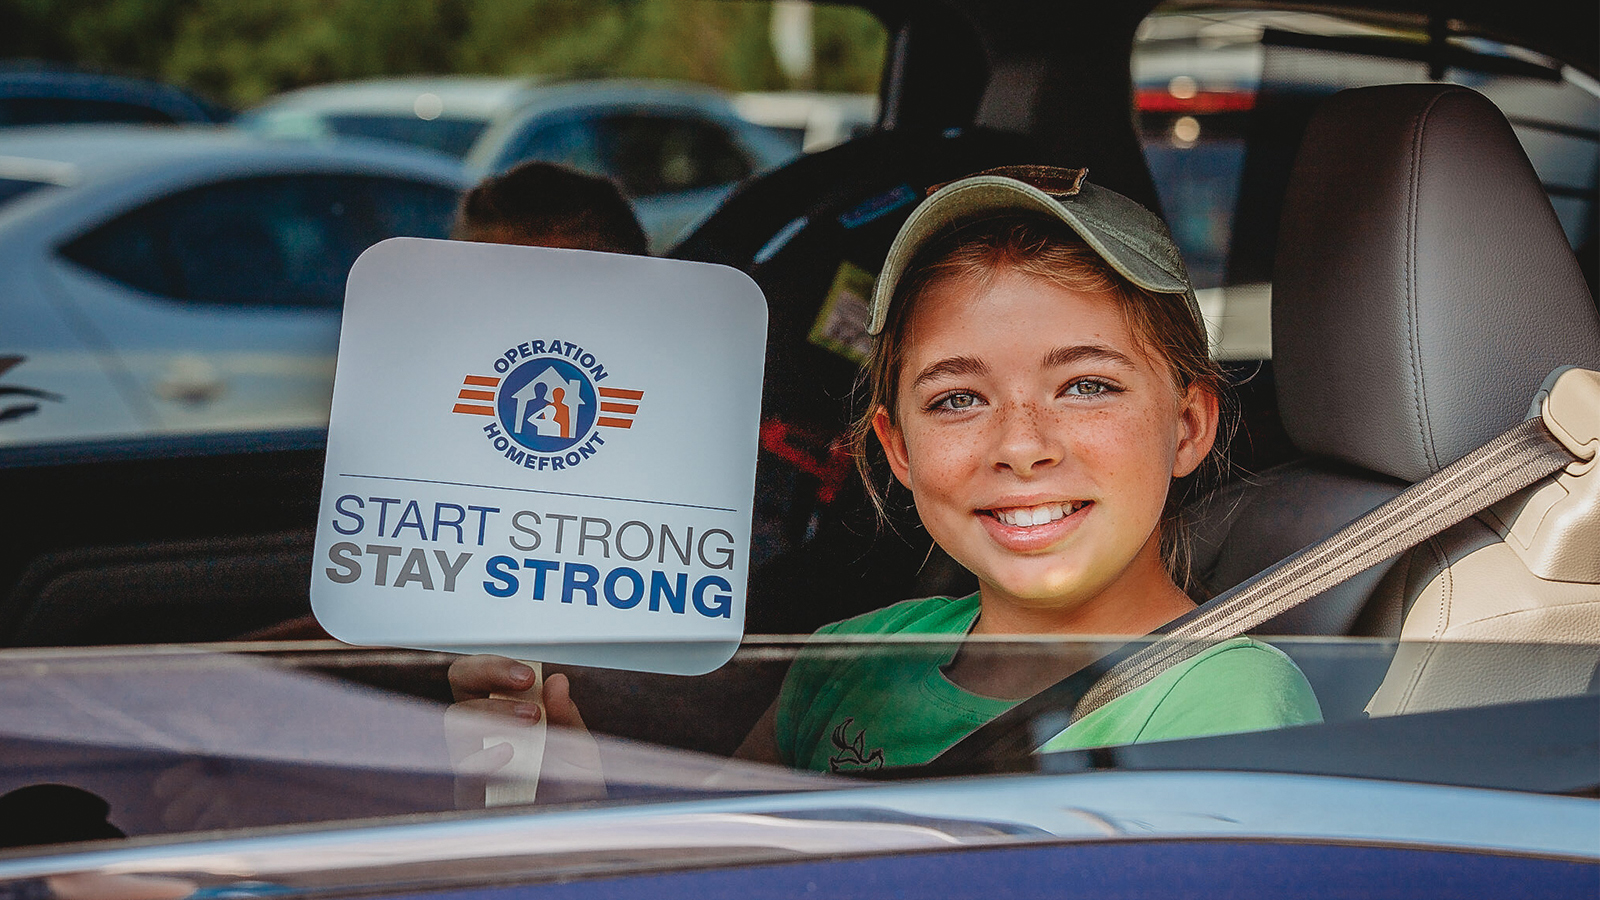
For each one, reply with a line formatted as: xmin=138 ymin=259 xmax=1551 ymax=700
xmin=827 ymin=717 xmax=884 ymax=773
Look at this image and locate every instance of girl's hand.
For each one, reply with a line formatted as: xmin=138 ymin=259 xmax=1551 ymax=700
xmin=445 ymin=655 xmax=604 ymax=806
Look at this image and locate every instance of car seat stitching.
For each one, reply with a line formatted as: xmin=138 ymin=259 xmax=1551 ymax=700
xmin=1407 ymin=90 xmax=1457 ymax=476
xmin=1404 ymin=101 xmax=1430 ymax=475
xmin=1395 ymin=535 xmax=1451 ymax=711
xmin=1431 ymin=534 xmax=1453 ymax=637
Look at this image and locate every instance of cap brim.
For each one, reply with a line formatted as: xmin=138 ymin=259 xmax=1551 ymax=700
xmin=868 ymin=176 xmax=1196 ymax=335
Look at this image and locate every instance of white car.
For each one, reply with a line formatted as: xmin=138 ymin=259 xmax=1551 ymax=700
xmin=233 ymin=76 xmax=538 ymax=158
xmin=0 ymin=125 xmax=467 ymax=448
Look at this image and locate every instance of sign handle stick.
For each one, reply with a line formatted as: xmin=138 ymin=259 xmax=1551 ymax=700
xmin=485 ymin=660 xmax=545 ymax=806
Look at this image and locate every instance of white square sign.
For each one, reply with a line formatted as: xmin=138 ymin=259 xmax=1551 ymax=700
xmin=311 ymin=238 xmax=767 ymax=675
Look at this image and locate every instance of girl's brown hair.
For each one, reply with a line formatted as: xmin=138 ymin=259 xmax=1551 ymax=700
xmin=850 ymin=215 xmax=1233 ymax=589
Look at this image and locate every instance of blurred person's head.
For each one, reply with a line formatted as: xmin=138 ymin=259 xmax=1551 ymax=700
xmin=451 ymin=162 xmax=648 ymax=255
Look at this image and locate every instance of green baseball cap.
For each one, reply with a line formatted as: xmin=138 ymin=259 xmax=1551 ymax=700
xmin=867 ymin=165 xmax=1203 ymax=337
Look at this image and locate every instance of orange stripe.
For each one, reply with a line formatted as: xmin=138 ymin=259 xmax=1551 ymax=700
xmin=463 ymin=375 xmax=500 ymax=387
xmin=453 ymin=404 xmax=496 ymax=416
xmin=597 ymin=417 xmax=634 ymax=429
xmin=458 ymin=389 xmax=495 ymax=401
xmin=599 ymin=388 xmax=644 ymax=400
xmin=600 ymin=402 xmax=639 ymax=414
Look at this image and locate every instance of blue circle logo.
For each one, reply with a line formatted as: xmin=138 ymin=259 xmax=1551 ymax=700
xmin=496 ymin=358 xmax=599 ymax=453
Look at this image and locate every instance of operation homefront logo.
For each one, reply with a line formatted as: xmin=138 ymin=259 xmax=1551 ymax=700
xmin=450 ymin=338 xmax=643 ymax=471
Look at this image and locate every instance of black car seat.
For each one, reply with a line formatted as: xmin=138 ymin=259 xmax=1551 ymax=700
xmin=3 ymin=531 xmax=315 ymax=645
xmin=1189 ymin=84 xmax=1600 ymax=657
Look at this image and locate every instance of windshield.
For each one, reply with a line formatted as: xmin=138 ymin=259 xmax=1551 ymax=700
xmin=322 ymin=114 xmax=491 ymax=158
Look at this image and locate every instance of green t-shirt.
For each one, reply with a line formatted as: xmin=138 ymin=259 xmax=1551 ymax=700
xmin=774 ymin=594 xmax=1322 ymax=773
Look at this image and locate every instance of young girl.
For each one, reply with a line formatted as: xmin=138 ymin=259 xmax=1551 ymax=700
xmin=450 ymin=166 xmax=1321 ymax=776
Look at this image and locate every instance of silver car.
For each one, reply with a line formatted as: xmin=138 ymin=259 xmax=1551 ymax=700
xmin=239 ymin=77 xmax=800 ymax=251
xmin=0 ymin=125 xmax=467 ymax=448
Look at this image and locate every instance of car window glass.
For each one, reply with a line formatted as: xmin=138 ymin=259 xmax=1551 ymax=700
xmin=0 ymin=6 xmax=1596 ymax=885
xmin=61 ymin=174 xmax=459 ymax=307
xmin=0 ymin=177 xmax=53 ymax=208
xmin=0 ymin=1 xmax=885 ymax=453
xmin=0 ymin=638 xmax=1592 ymax=860
xmin=499 ymin=115 xmax=606 ymax=177
xmin=1134 ymin=7 xmax=1600 ymax=360
xmin=322 ymin=113 xmax=490 ymax=158
xmin=0 ymin=97 xmax=178 ymax=126
xmin=496 ymin=111 xmax=752 ymax=197
xmin=592 ymin=112 xmax=754 ymax=196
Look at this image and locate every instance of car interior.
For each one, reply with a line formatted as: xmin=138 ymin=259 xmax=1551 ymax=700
xmin=0 ymin=0 xmax=1596 ymax=762
xmin=1201 ymin=82 xmax=1600 ymax=712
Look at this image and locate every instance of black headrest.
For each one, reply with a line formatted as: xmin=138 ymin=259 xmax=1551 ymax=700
xmin=1273 ymin=84 xmax=1600 ymax=483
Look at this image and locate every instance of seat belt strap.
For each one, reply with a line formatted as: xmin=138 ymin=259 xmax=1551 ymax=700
xmin=1071 ymin=415 xmax=1579 ymax=722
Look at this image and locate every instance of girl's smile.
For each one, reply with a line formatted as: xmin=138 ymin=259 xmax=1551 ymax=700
xmin=873 ymin=267 xmax=1217 ymax=635
xmin=980 ymin=498 xmax=1093 ymax=552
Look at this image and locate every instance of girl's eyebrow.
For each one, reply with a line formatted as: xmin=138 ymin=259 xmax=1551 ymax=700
xmin=1042 ymin=344 xmax=1137 ymax=369
xmin=912 ymin=355 xmax=989 ymax=388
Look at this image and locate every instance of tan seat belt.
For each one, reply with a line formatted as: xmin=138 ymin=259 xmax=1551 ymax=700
xmin=1070 ymin=366 xmax=1598 ymax=723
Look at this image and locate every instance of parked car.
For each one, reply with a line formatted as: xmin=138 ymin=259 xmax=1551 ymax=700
xmin=240 ymin=77 xmax=800 ymax=250
xmin=0 ymin=125 xmax=465 ymax=448
xmin=0 ymin=64 xmax=227 ymax=127
xmin=234 ymin=76 xmax=537 ymax=159
xmin=0 ymin=0 xmax=1596 ymax=896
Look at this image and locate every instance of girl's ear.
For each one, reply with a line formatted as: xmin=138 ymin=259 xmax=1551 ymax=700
xmin=1172 ymin=384 xmax=1220 ymax=479
xmin=872 ymin=406 xmax=914 ymax=489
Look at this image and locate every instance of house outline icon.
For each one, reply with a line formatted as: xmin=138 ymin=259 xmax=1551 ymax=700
xmin=511 ymin=363 xmax=586 ymax=438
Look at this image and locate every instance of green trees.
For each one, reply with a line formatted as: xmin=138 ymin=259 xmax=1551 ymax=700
xmin=1 ymin=0 xmax=885 ymax=109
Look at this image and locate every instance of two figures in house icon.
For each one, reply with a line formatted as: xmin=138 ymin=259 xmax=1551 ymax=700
xmin=511 ymin=365 xmax=584 ymax=440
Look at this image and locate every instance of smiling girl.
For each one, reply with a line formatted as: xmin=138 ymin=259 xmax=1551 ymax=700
xmin=450 ymin=166 xmax=1320 ymax=778
xmin=756 ymin=166 xmax=1320 ymax=771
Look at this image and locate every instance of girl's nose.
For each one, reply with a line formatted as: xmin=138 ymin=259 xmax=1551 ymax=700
xmin=991 ymin=403 xmax=1062 ymax=476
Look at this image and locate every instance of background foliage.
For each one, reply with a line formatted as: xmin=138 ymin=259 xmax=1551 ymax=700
xmin=0 ymin=0 xmax=885 ymax=108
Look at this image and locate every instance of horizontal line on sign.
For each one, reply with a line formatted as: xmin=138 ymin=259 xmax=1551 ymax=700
xmin=458 ymin=389 xmax=496 ymax=402
xmin=597 ymin=417 xmax=633 ymax=429
xmin=452 ymin=404 xmax=495 ymax=416
xmin=598 ymin=387 xmax=644 ymax=400
xmin=600 ymin=402 xmax=639 ymax=414
xmin=337 ymin=473 xmax=737 ymax=512
xmin=464 ymin=375 xmax=500 ymax=387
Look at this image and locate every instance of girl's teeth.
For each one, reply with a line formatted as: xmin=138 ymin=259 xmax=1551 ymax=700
xmin=995 ymin=502 xmax=1078 ymax=527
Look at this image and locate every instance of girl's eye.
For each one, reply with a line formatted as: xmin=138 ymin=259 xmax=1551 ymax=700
xmin=931 ymin=391 xmax=981 ymax=411
xmin=1063 ymin=379 xmax=1118 ymax=397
